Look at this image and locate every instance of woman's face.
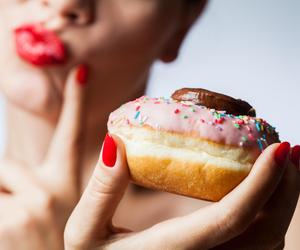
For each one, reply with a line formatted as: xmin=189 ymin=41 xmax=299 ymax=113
xmin=0 ymin=0 xmax=198 ymax=118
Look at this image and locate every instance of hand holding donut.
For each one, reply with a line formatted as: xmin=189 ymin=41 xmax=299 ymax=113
xmin=108 ymin=89 xmax=279 ymax=201
xmin=64 ymin=136 xmax=300 ymax=249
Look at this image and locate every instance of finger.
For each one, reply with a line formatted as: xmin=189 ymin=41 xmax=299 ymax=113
xmin=262 ymin=157 xmax=300 ymax=235
xmin=146 ymin=142 xmax=290 ymax=250
xmin=247 ymin=147 xmax=300 ymax=247
xmin=211 ymin=159 xmax=300 ymax=250
xmin=290 ymin=145 xmax=300 ymax=172
xmin=64 ymin=134 xmax=130 ymax=248
xmin=0 ymin=163 xmax=38 ymax=195
xmin=45 ymin=65 xmax=88 ymax=179
xmin=0 ymin=163 xmax=49 ymax=210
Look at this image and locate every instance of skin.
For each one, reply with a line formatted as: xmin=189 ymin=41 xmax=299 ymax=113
xmin=0 ymin=0 xmax=299 ymax=249
xmin=65 ymin=138 xmax=300 ymax=250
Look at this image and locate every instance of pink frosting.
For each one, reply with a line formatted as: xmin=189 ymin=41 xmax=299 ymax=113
xmin=108 ymin=96 xmax=279 ymax=150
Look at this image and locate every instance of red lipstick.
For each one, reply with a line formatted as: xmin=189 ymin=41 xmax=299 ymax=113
xmin=14 ymin=24 xmax=67 ymax=66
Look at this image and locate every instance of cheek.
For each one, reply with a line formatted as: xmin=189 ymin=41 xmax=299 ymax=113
xmin=73 ymin=1 xmax=180 ymax=72
xmin=1 ymin=66 xmax=62 ymax=116
xmin=112 ymin=3 xmax=177 ymax=51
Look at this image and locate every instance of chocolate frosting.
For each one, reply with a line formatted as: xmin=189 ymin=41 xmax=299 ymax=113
xmin=171 ymin=88 xmax=256 ymax=117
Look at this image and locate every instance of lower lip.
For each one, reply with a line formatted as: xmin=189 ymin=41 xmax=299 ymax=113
xmin=14 ymin=24 xmax=67 ymax=67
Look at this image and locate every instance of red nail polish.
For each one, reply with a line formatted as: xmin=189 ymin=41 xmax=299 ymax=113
xmin=291 ymin=145 xmax=300 ymax=168
xmin=275 ymin=142 xmax=291 ymax=166
xmin=76 ymin=64 xmax=89 ymax=85
xmin=102 ymin=134 xmax=117 ymax=167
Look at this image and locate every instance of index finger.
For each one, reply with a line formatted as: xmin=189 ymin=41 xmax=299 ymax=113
xmin=45 ymin=65 xmax=89 ymax=181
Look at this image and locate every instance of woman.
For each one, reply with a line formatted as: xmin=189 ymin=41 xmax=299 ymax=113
xmin=0 ymin=0 xmax=299 ymax=249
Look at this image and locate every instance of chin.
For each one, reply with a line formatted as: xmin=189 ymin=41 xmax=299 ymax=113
xmin=2 ymin=68 xmax=62 ymax=119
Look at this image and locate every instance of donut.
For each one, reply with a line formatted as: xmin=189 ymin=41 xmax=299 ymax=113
xmin=108 ymin=88 xmax=279 ymax=201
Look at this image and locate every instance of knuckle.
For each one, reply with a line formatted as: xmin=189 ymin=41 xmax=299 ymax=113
xmin=38 ymin=192 xmax=55 ymax=211
xmin=33 ymin=191 xmax=56 ymax=220
xmin=216 ymin=205 xmax=249 ymax=237
xmin=85 ymin=173 xmax=125 ymax=210
xmin=90 ymin=172 xmax=118 ymax=197
xmin=64 ymin=226 xmax=85 ymax=249
xmin=92 ymin=173 xmax=110 ymax=192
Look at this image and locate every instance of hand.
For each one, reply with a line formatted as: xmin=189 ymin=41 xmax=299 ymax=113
xmin=0 ymin=65 xmax=88 ymax=250
xmin=64 ymin=138 xmax=300 ymax=250
xmin=212 ymin=146 xmax=300 ymax=250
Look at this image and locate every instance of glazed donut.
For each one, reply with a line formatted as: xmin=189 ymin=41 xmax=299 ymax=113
xmin=108 ymin=88 xmax=279 ymax=201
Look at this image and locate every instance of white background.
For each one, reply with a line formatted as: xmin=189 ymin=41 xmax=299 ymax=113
xmin=148 ymin=0 xmax=300 ymax=145
xmin=0 ymin=0 xmax=299 ymax=151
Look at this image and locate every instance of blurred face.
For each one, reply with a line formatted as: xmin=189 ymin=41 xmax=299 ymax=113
xmin=0 ymin=0 xmax=199 ymax=119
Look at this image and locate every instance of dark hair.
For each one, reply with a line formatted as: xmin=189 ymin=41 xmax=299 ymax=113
xmin=188 ymin=0 xmax=207 ymax=2
xmin=187 ymin=0 xmax=208 ymax=6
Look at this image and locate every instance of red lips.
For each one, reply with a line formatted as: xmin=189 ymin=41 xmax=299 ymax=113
xmin=14 ymin=24 xmax=67 ymax=66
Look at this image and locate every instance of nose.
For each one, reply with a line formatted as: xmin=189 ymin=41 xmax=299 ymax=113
xmin=42 ymin=0 xmax=93 ymax=28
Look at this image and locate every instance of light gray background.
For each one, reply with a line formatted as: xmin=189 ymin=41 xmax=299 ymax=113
xmin=0 ymin=0 xmax=299 ymax=152
xmin=147 ymin=0 xmax=300 ymax=145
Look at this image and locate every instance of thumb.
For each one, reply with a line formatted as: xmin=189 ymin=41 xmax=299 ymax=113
xmin=65 ymin=134 xmax=130 ymax=248
xmin=152 ymin=142 xmax=291 ymax=250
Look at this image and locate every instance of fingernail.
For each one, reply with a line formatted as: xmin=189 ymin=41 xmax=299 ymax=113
xmin=290 ymin=145 xmax=300 ymax=168
xmin=102 ymin=134 xmax=117 ymax=167
xmin=76 ymin=64 xmax=89 ymax=85
xmin=275 ymin=142 xmax=291 ymax=166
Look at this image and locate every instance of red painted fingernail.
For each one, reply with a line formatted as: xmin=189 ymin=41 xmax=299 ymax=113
xmin=275 ymin=142 xmax=291 ymax=166
xmin=102 ymin=134 xmax=117 ymax=167
xmin=76 ymin=64 xmax=89 ymax=85
xmin=291 ymin=145 xmax=300 ymax=168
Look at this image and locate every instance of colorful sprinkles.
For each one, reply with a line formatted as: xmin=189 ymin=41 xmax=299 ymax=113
xmin=134 ymin=111 xmax=141 ymax=120
xmin=115 ymin=96 xmax=278 ymax=152
xmin=257 ymin=139 xmax=264 ymax=151
xmin=174 ymin=109 xmax=180 ymax=114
